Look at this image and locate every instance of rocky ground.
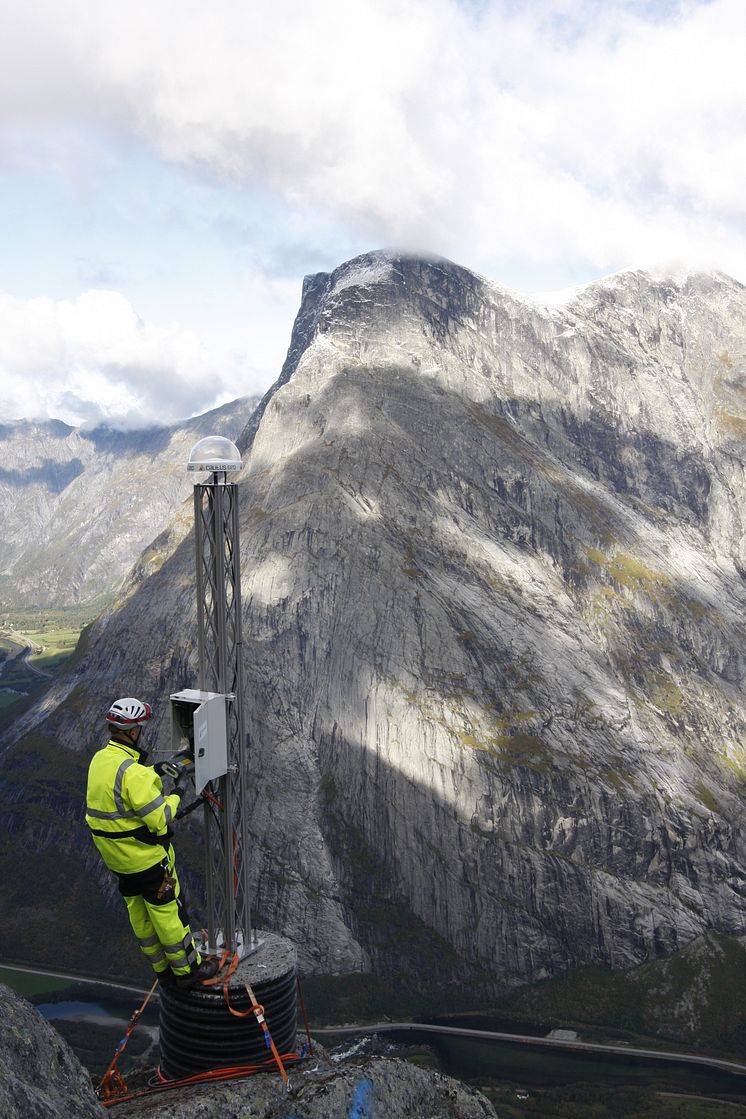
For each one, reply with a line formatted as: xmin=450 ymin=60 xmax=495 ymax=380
xmin=0 ymin=983 xmax=104 ymax=1119
xmin=112 ymin=1052 xmax=497 ymax=1119
xmin=0 ymin=984 xmax=497 ymax=1119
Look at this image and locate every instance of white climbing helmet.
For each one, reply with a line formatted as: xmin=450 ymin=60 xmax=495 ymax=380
xmin=106 ymin=697 xmax=152 ymax=728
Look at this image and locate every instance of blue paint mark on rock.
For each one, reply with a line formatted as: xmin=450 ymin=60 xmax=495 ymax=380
xmin=349 ymin=1076 xmax=374 ymax=1118
xmin=279 ymin=1074 xmax=375 ymax=1118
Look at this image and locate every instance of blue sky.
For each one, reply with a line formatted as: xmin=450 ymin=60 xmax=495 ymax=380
xmin=0 ymin=0 xmax=743 ymax=428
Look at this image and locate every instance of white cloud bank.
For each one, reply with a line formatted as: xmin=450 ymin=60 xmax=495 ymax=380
xmin=1 ymin=0 xmax=745 ymax=425
xmin=0 ymin=290 xmax=240 ymax=428
xmin=2 ymin=0 xmax=741 ymax=275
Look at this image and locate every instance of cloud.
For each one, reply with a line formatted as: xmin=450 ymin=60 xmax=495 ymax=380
xmin=1 ymin=0 xmax=740 ymax=280
xmin=0 ymin=290 xmax=245 ymax=428
xmin=0 ymin=0 xmax=742 ymax=362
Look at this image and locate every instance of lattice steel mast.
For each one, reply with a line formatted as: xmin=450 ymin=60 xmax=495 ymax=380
xmin=189 ymin=436 xmax=252 ymax=956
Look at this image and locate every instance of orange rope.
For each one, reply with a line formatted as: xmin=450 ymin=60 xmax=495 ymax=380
xmin=206 ymin=958 xmax=289 ymax=1087
xmin=296 ymin=975 xmax=314 ymax=1055
xmin=100 ymin=953 xmax=296 ymax=1102
xmin=97 ymin=979 xmax=158 ymax=1101
xmin=102 ymin=1052 xmax=303 ymax=1107
xmin=244 ymin=978 xmax=290 ymax=1087
xmin=156 ymin=1051 xmax=301 ymax=1087
xmin=199 ymin=949 xmax=235 ymax=986
xmin=233 ymin=829 xmax=238 ymax=894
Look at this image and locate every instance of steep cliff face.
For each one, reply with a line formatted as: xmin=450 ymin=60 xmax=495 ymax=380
xmin=0 ymin=397 xmax=257 ymax=609
xmin=9 ymin=252 xmax=746 ymax=994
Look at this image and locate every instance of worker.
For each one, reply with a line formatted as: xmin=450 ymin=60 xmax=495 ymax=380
xmin=85 ymin=696 xmax=218 ymax=988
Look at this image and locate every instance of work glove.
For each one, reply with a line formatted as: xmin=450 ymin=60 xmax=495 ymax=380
xmin=172 ymin=774 xmax=189 ymax=799
xmin=155 ymin=756 xmax=193 ymax=795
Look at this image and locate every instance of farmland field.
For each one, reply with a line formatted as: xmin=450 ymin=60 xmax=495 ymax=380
xmin=0 ymin=606 xmax=95 ymax=718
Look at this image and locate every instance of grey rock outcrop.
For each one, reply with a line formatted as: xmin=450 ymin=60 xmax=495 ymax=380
xmin=114 ymin=1054 xmax=497 ymax=1119
xmin=8 ymin=251 xmax=746 ymax=995
xmin=0 ymin=984 xmax=496 ymax=1119
xmin=0 ymin=984 xmax=104 ymax=1119
xmin=0 ymin=396 xmax=257 ymax=609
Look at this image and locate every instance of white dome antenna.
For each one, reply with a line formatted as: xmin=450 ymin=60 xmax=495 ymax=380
xmin=187 ymin=435 xmax=242 ymax=473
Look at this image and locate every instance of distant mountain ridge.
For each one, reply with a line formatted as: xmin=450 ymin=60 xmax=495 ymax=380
xmin=6 ymin=251 xmax=746 ymax=1003
xmin=0 ymin=397 xmax=259 ymax=610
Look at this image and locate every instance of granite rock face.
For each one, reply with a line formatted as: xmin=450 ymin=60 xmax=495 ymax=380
xmin=9 ymin=251 xmax=746 ymax=993
xmin=0 ymin=984 xmax=105 ymax=1119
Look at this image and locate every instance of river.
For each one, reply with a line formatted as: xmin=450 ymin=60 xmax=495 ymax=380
xmin=0 ymin=964 xmax=159 ymax=1035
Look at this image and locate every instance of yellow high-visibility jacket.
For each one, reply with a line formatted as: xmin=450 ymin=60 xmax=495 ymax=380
xmin=85 ymin=738 xmax=181 ymax=874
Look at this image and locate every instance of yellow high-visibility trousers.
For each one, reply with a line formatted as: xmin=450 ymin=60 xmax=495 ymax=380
xmin=121 ymin=855 xmax=201 ymax=978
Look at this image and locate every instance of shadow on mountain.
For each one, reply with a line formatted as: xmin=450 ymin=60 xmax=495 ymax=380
xmin=4 ymin=361 xmax=746 ymax=996
xmin=86 ymin=425 xmax=173 ymax=456
xmin=0 ymin=458 xmax=85 ymax=493
xmin=236 ymin=364 xmax=746 ymax=984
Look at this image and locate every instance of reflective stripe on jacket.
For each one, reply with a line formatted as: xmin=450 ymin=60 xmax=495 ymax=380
xmin=85 ymin=739 xmax=181 ymax=874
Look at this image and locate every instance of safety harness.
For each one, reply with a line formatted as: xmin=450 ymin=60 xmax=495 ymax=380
xmin=86 ymin=823 xmax=172 ymax=851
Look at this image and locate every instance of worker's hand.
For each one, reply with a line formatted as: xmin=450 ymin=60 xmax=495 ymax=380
xmin=175 ymin=793 xmax=205 ymax=821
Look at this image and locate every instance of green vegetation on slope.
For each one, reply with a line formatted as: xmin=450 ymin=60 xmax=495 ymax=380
xmin=0 ymin=729 xmax=146 ymax=983
xmin=483 ymin=1082 xmax=746 ymax=1119
xmin=0 ymin=966 xmax=74 ymax=998
xmin=301 ymin=972 xmax=488 ymax=1026
xmin=493 ymin=933 xmax=746 ymax=1058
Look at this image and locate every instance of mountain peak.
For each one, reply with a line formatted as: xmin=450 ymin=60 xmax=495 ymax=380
xmin=7 ymin=248 xmax=746 ymax=999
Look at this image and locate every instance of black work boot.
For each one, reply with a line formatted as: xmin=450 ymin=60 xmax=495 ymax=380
xmin=157 ymin=969 xmax=176 ymax=988
xmin=193 ymin=957 xmax=219 ymax=983
xmin=174 ymin=957 xmax=219 ymax=989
